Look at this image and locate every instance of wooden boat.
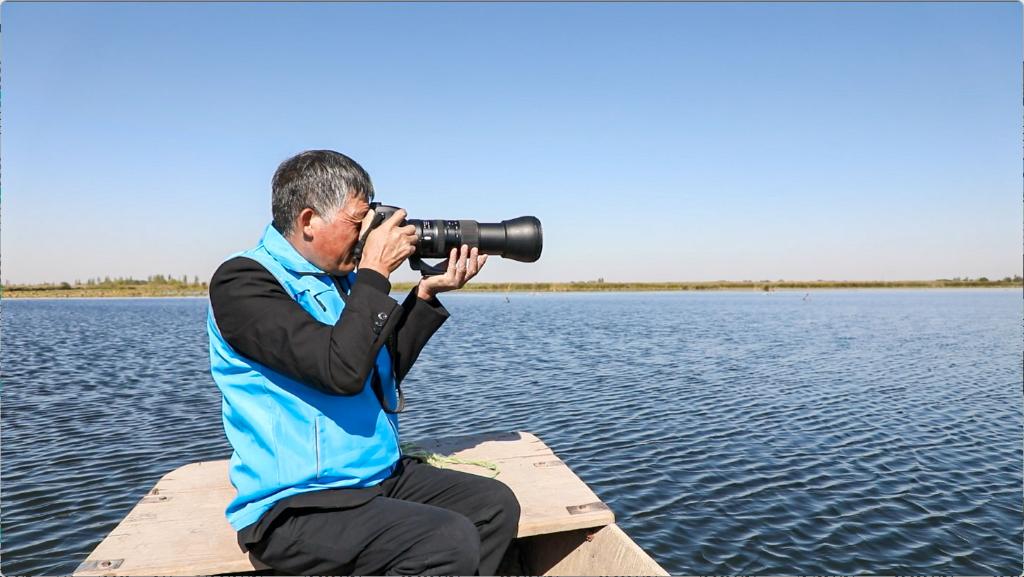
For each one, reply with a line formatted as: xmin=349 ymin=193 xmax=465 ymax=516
xmin=74 ymin=431 xmax=668 ymax=576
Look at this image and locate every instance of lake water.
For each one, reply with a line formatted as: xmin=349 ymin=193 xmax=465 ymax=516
xmin=2 ymin=290 xmax=1021 ymax=575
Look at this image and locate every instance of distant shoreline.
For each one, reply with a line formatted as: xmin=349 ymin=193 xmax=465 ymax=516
xmin=3 ymin=279 xmax=1021 ymax=299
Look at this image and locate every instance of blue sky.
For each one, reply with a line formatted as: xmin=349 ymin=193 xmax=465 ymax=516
xmin=3 ymin=2 xmax=1021 ymax=284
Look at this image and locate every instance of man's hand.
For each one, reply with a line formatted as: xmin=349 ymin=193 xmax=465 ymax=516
xmin=417 ymin=245 xmax=487 ymax=300
xmin=358 ymin=209 xmax=418 ymax=278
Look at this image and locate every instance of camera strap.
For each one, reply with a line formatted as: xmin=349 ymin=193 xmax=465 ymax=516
xmin=351 ymin=209 xmax=387 ymax=266
xmin=371 ymin=367 xmax=406 ymax=414
xmin=351 ymin=228 xmax=373 ymax=266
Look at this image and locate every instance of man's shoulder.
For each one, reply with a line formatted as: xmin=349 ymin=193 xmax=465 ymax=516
xmin=210 ymin=255 xmax=287 ymax=307
xmin=213 ymin=255 xmax=273 ymax=283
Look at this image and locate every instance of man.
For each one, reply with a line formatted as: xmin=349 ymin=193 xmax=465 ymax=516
xmin=207 ymin=150 xmax=521 ymax=575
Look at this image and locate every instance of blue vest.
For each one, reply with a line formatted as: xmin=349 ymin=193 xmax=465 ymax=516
xmin=208 ymin=224 xmax=401 ymax=531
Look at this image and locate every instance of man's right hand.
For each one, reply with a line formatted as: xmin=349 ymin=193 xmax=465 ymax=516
xmin=358 ymin=208 xmax=418 ymax=278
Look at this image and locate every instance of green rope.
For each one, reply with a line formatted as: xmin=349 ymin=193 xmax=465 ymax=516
xmin=401 ymin=442 xmax=500 ymax=478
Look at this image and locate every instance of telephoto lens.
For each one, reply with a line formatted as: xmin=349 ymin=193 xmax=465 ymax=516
xmin=370 ymin=204 xmax=543 ymax=263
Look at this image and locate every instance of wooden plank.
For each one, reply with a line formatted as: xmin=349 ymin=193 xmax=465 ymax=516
xmin=74 ymin=461 xmax=268 ymax=576
xmin=436 ymin=454 xmax=613 ymax=538
xmin=415 ymin=431 xmax=554 ymax=461
xmin=520 ymin=524 xmax=669 ymax=576
xmin=411 ymin=431 xmax=614 ymax=538
xmin=74 ymin=431 xmax=614 ymax=576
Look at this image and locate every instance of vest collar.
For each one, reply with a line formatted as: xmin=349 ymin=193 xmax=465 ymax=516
xmin=259 ymin=223 xmax=325 ymax=275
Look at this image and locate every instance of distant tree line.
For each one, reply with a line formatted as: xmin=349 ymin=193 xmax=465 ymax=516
xmin=2 ymin=275 xmax=209 ymax=297
xmin=3 ymin=275 xmax=208 ymax=290
xmin=2 ymin=274 xmax=1021 ymax=298
xmin=942 ymin=276 xmax=1023 ymax=283
xmin=393 ymin=276 xmax=1024 ymax=293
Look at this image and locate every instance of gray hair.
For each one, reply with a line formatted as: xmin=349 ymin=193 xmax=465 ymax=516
xmin=271 ymin=150 xmax=375 ymax=235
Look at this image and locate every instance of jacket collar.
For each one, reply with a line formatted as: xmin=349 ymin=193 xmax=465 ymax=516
xmin=259 ymin=223 xmax=325 ymax=275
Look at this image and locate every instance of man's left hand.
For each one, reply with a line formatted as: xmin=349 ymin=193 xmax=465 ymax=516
xmin=416 ymin=245 xmax=487 ymax=300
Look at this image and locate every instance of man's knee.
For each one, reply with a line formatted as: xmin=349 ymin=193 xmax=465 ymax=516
xmin=437 ymin=512 xmax=481 ymax=573
xmin=395 ymin=510 xmax=480 ymax=575
xmin=469 ymin=477 xmax=520 ymax=537
xmin=492 ymin=480 xmax=521 ymax=537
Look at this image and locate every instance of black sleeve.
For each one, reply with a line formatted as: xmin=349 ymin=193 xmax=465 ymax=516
xmin=209 ymin=256 xmax=403 ymax=395
xmin=392 ymin=288 xmax=450 ymax=384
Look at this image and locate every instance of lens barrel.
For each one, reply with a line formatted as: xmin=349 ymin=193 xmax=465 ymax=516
xmin=409 ymin=217 xmax=542 ymax=262
xmin=368 ymin=204 xmax=543 ymax=263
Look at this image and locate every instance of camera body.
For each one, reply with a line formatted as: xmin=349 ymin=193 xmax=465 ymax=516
xmin=366 ymin=203 xmax=543 ymax=267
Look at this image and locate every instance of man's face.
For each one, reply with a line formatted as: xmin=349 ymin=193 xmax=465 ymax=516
xmin=308 ymin=195 xmax=371 ymax=275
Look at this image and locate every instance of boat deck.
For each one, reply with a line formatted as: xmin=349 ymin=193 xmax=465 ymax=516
xmin=74 ymin=431 xmax=664 ymax=576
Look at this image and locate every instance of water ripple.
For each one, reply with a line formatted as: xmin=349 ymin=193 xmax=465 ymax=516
xmin=2 ymin=290 xmax=1022 ymax=575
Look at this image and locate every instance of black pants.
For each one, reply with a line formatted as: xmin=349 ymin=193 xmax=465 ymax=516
xmin=249 ymin=457 xmax=521 ymax=575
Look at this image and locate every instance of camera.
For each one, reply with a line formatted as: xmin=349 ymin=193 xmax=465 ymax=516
xmin=358 ymin=203 xmax=543 ymax=275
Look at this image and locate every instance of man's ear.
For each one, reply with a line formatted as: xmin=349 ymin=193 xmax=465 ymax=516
xmin=297 ymin=208 xmax=317 ymax=240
